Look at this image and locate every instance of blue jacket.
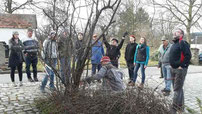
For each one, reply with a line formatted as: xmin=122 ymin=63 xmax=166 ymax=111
xmin=134 ymin=44 xmax=150 ymax=66
xmin=91 ymin=40 xmax=104 ymax=64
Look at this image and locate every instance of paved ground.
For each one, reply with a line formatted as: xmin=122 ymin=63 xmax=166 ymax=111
xmin=123 ymin=65 xmax=202 ymax=113
xmin=0 ymin=73 xmax=45 ymax=114
xmin=0 ymin=65 xmax=202 ymax=113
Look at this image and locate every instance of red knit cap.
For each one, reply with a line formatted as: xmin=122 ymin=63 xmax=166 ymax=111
xmin=130 ymin=35 xmax=135 ymax=38
xmin=100 ymin=56 xmax=111 ymax=63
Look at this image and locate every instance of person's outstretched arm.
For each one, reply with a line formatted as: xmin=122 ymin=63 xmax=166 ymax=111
xmin=84 ymin=66 xmax=107 ymax=84
xmin=103 ymin=34 xmax=110 ymax=48
xmin=117 ymin=37 xmax=125 ymax=50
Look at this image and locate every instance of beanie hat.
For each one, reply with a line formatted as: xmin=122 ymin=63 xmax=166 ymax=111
xmin=161 ymin=36 xmax=168 ymax=41
xmin=27 ymin=27 xmax=33 ymax=32
xmin=12 ymin=31 xmax=19 ymax=35
xmin=130 ymin=35 xmax=135 ymax=38
xmin=50 ymin=31 xmax=56 ymax=35
xmin=111 ymin=38 xmax=118 ymax=43
xmin=100 ymin=56 xmax=111 ymax=63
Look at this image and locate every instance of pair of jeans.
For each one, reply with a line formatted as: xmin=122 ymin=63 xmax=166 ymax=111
xmin=10 ymin=63 xmax=23 ymax=82
xmin=60 ymin=57 xmax=71 ymax=84
xmin=25 ymin=55 xmax=38 ymax=79
xmin=133 ymin=63 xmax=145 ymax=84
xmin=171 ymin=68 xmax=187 ymax=113
xmin=92 ymin=64 xmax=102 ymax=75
xmin=126 ymin=62 xmax=134 ymax=80
xmin=41 ymin=58 xmax=57 ymax=90
xmin=162 ymin=64 xmax=172 ymax=91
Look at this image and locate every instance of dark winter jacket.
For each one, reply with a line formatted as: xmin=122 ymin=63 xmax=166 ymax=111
xmin=76 ymin=40 xmax=83 ymax=50
xmin=75 ymin=40 xmax=83 ymax=59
xmin=103 ymin=36 xmax=124 ymax=61
xmin=169 ymin=39 xmax=191 ymax=69
xmin=58 ymin=35 xmax=72 ymax=58
xmin=91 ymin=40 xmax=104 ymax=64
xmin=125 ymin=42 xmax=137 ymax=63
xmin=8 ymin=38 xmax=24 ymax=67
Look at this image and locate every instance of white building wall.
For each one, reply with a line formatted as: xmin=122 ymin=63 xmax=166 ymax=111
xmin=191 ymin=44 xmax=202 ymax=54
xmin=0 ymin=28 xmax=36 ymax=44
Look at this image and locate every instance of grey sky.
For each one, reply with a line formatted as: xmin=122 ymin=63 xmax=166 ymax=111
xmin=1 ymin=0 xmax=201 ymax=32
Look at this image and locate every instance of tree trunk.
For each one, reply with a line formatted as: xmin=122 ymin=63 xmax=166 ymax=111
xmin=186 ymin=27 xmax=191 ymax=43
xmin=187 ymin=1 xmax=193 ymax=44
xmin=7 ymin=0 xmax=12 ymax=14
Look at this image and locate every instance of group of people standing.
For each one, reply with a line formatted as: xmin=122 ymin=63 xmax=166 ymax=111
xmin=7 ymin=28 xmax=151 ymax=90
xmin=157 ymin=29 xmax=191 ymax=114
xmin=83 ymin=28 xmax=191 ymax=114
xmin=8 ymin=27 xmax=191 ymax=114
xmin=86 ymin=32 xmax=150 ymax=90
xmin=8 ymin=28 xmax=39 ymax=87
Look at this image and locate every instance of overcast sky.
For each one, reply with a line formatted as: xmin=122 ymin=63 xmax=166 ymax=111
xmin=2 ymin=0 xmax=202 ymax=33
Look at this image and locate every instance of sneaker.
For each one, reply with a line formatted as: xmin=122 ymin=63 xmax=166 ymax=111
xmin=28 ymin=78 xmax=34 ymax=82
xmin=161 ymin=88 xmax=171 ymax=93
xmin=34 ymin=78 xmax=39 ymax=82
xmin=128 ymin=82 xmax=135 ymax=86
xmin=127 ymin=80 xmax=132 ymax=85
xmin=161 ymin=88 xmax=166 ymax=92
xmin=138 ymin=83 xmax=144 ymax=89
xmin=12 ymin=82 xmax=17 ymax=87
xmin=97 ymin=79 xmax=101 ymax=83
xmin=19 ymin=81 xmax=23 ymax=86
xmin=163 ymin=91 xmax=170 ymax=96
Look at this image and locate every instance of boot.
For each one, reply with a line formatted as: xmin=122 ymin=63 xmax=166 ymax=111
xmin=12 ymin=82 xmax=17 ymax=87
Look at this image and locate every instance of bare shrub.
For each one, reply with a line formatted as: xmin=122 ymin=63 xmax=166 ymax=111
xmin=36 ymin=87 xmax=171 ymax=114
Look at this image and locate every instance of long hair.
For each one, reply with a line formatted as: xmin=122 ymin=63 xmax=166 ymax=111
xmin=140 ymin=37 xmax=147 ymax=46
xmin=12 ymin=35 xmax=19 ymax=40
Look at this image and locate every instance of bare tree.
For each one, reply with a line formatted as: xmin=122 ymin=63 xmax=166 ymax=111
xmin=0 ymin=0 xmax=34 ymax=14
xmin=151 ymin=0 xmax=202 ymax=43
xmin=34 ymin=0 xmax=122 ymax=93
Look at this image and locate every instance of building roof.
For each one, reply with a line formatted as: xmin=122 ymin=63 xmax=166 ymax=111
xmin=0 ymin=13 xmax=37 ymax=29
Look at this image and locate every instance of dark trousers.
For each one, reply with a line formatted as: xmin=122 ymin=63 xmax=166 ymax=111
xmin=92 ymin=64 xmax=102 ymax=75
xmin=171 ymin=68 xmax=187 ymax=113
xmin=127 ymin=62 xmax=134 ymax=80
xmin=160 ymin=66 xmax=164 ymax=78
xmin=25 ymin=56 xmax=38 ymax=79
xmin=10 ymin=63 xmax=23 ymax=82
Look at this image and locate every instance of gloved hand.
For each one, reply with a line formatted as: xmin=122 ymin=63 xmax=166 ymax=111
xmin=123 ymin=31 xmax=128 ymax=37
xmin=102 ymin=33 xmax=107 ymax=40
